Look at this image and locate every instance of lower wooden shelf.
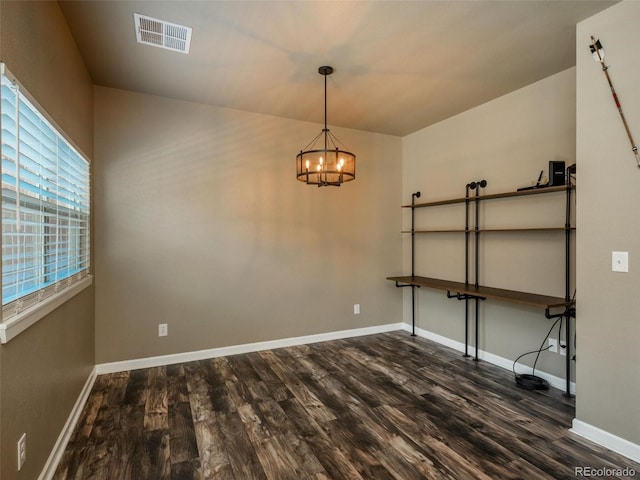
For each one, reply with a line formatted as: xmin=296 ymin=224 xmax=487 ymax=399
xmin=386 ymin=275 xmax=572 ymax=309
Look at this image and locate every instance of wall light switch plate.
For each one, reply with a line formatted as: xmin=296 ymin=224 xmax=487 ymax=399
xmin=353 ymin=304 xmax=360 ymax=315
xmin=612 ymin=251 xmax=629 ymax=273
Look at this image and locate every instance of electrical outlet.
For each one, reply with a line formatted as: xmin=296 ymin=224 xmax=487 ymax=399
xmin=158 ymin=323 xmax=168 ymax=337
xmin=559 ymin=343 xmax=567 ymax=356
xmin=548 ymin=338 xmax=558 ymax=353
xmin=17 ymin=433 xmax=26 ymax=471
xmin=353 ymin=304 xmax=360 ymax=315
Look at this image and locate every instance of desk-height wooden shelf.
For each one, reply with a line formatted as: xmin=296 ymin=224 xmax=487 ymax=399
xmin=386 ymin=275 xmax=573 ymax=309
xmin=390 ymin=179 xmax=576 ymax=397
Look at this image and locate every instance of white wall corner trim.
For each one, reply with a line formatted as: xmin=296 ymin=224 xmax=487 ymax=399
xmin=96 ymin=323 xmax=404 ymax=374
xmin=39 ymin=366 xmax=98 ymax=480
xmin=402 ymin=323 xmax=576 ymax=395
xmin=0 ymin=275 xmax=93 ymax=343
xmin=571 ymin=419 xmax=640 ymax=465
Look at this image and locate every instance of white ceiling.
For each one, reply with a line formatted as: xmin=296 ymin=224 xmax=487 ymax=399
xmin=59 ymin=0 xmax=616 ymax=137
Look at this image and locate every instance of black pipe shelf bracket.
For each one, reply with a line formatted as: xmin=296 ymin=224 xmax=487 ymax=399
xmin=446 ymin=291 xmax=486 ymax=302
xmin=545 ymin=305 xmax=575 ymax=321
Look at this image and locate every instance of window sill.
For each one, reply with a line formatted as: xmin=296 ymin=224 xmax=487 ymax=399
xmin=0 ymin=275 xmax=93 ymax=344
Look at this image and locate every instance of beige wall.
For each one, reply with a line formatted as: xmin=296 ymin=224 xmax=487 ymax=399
xmin=94 ymin=86 xmax=402 ymax=363
xmin=401 ymin=68 xmax=577 ymax=380
xmin=0 ymin=2 xmax=94 ymax=479
xmin=576 ymin=0 xmax=640 ymax=445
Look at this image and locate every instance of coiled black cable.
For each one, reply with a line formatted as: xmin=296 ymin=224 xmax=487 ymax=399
xmin=512 ymin=316 xmax=562 ymax=390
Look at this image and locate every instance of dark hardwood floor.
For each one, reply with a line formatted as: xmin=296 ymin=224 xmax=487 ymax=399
xmin=54 ymin=332 xmax=638 ymax=479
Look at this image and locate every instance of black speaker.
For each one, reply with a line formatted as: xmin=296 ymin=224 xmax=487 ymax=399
xmin=549 ymin=161 xmax=565 ymax=186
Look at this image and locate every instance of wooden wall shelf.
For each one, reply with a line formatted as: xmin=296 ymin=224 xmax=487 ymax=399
xmin=387 ymin=275 xmax=573 ymax=309
xmin=389 ymin=179 xmax=576 ymax=396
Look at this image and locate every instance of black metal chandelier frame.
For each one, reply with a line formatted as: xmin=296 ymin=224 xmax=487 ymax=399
xmin=296 ymin=66 xmax=356 ymax=187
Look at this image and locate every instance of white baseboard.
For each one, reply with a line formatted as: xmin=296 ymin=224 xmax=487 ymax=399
xmin=39 ymin=366 xmax=97 ymax=480
xmin=96 ymin=322 xmax=404 ymax=374
xmin=402 ymin=323 xmax=576 ymax=395
xmin=571 ymin=419 xmax=640 ymax=465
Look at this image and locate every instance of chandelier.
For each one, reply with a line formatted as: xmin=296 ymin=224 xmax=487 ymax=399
xmin=296 ymin=66 xmax=356 ymax=187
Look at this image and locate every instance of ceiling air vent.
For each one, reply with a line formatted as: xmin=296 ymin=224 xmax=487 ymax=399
xmin=134 ymin=13 xmax=192 ymax=54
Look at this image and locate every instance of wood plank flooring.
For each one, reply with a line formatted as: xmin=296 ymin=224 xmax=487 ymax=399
xmin=54 ymin=332 xmax=639 ymax=479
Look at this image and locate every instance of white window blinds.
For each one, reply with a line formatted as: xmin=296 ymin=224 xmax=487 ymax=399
xmin=1 ymin=65 xmax=90 ymax=318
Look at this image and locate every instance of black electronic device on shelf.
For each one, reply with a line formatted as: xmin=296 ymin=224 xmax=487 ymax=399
xmin=518 ymin=160 xmax=575 ymax=192
xmin=549 ymin=161 xmax=566 ymax=186
xmin=517 ymin=161 xmax=566 ymax=191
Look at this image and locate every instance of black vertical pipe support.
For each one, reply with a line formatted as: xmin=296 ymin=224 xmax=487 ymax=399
xmin=463 ymin=184 xmax=472 ymax=357
xmin=564 ymin=170 xmax=574 ymax=397
xmin=475 ymin=185 xmax=480 ymax=361
xmin=472 ymin=180 xmax=487 ymax=361
xmin=410 ymin=191 xmax=421 ymax=337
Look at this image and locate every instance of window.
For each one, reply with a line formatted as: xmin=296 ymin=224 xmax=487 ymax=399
xmin=1 ymin=64 xmax=90 ymax=335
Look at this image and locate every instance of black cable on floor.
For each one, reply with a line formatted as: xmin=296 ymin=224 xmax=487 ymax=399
xmin=512 ymin=317 xmax=562 ymax=390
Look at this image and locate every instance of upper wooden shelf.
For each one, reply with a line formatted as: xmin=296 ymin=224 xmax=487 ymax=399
xmin=386 ymin=275 xmax=573 ymax=309
xmin=402 ymin=185 xmax=574 ymax=208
